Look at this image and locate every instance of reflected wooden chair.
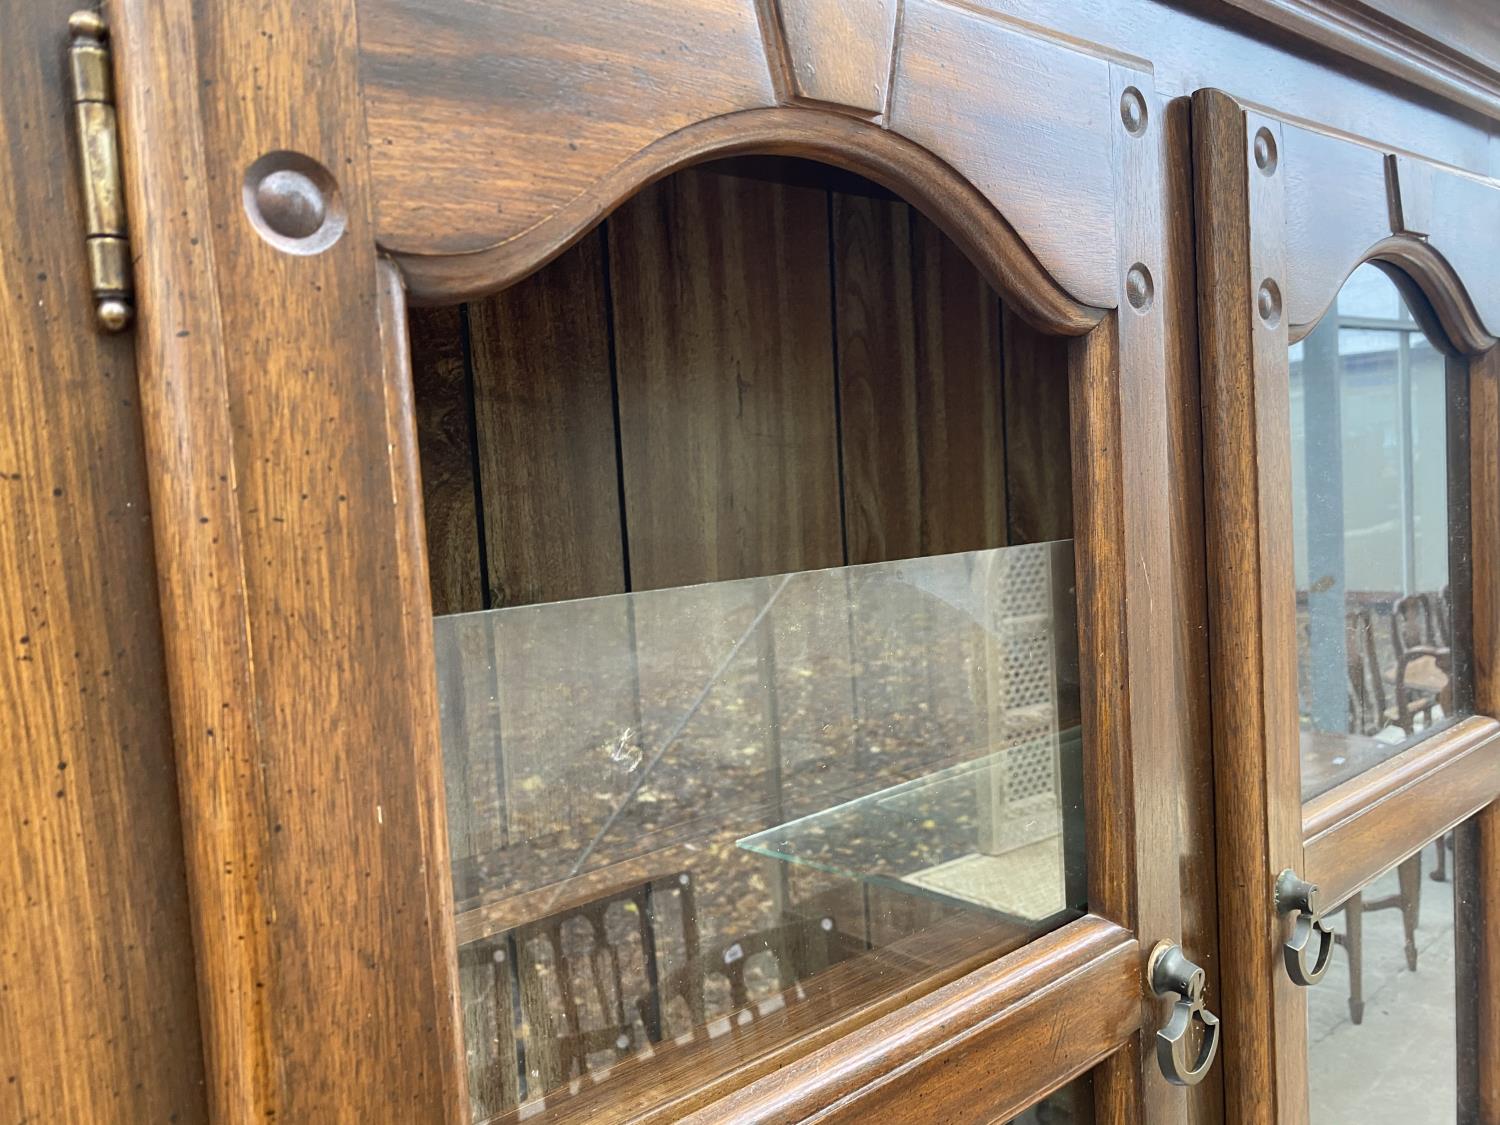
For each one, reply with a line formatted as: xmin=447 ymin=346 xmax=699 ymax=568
xmin=459 ymin=873 xmax=848 ymax=1120
xmin=1345 ymin=606 xmax=1435 ymax=738
xmin=1388 ymin=593 xmax=1449 ymax=733
xmin=459 ymin=873 xmax=689 ymax=1119
xmin=656 ymin=909 xmax=844 ymax=1026
xmin=1331 ymin=608 xmax=1423 ymax=1025
xmin=1329 ymin=851 xmax=1422 ymax=1025
xmin=1430 ymin=586 xmax=1459 ymax=882
xmin=1345 ymin=606 xmax=1388 ymax=737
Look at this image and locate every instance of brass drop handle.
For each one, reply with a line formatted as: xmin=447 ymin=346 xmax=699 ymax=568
xmin=1276 ymin=868 xmax=1334 ymax=987
xmin=1148 ymin=941 xmax=1221 ymax=1087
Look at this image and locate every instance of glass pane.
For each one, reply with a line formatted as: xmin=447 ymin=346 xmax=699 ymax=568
xmin=439 ymin=542 xmax=1087 ymax=1122
xmin=1309 ymin=829 xmax=1472 ymax=1122
xmin=1008 ymin=1073 xmax=1094 ymax=1123
xmin=1289 ymin=266 xmax=1468 ymax=798
xmin=1335 ymin=262 xmax=1409 ymax=321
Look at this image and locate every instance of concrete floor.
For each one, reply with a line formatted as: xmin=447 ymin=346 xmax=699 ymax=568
xmin=1308 ymin=839 xmax=1456 ymax=1123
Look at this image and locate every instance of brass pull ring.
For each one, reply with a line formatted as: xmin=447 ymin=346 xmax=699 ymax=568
xmin=1148 ymin=941 xmax=1221 ymax=1087
xmin=1276 ymin=868 xmax=1334 ymax=988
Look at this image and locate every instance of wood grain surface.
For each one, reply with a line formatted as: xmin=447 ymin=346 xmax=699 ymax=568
xmin=610 ymin=169 xmax=844 ymax=590
xmin=408 ymin=304 xmax=484 ymax=616
xmin=362 ymin=0 xmax=1120 ymax=321
xmin=679 ymin=914 xmax=1139 ymax=1124
xmin=1302 ymin=717 xmax=1500 ymax=907
xmin=1194 ymin=90 xmax=1310 ymax=1125
xmin=1160 ymin=91 xmax=1226 ymax=1125
xmin=0 ymin=4 xmax=205 ymax=1121
xmin=112 ymin=0 xmax=465 ymax=1118
xmin=470 ymin=231 xmax=626 ymax=607
xmin=909 ymin=212 xmax=1008 ymax=556
xmin=771 ymin=0 xmax=898 ymax=115
xmin=1280 ymin=125 xmax=1500 ymax=347
xmin=831 ymin=191 xmax=922 ymax=564
xmin=1002 ymin=308 xmax=1074 ymax=545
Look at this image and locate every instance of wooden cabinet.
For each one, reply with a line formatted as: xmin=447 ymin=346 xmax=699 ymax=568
xmin=3 ymin=2 xmax=1499 ymax=1123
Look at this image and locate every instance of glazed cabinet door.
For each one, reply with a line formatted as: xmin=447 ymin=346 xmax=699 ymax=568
xmin=108 ymin=0 xmax=1217 ymax=1121
xmin=1194 ymin=90 xmax=1500 ymax=1124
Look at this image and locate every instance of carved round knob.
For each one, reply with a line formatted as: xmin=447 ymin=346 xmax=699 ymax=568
xmin=1120 ymin=86 xmax=1148 ymax=136
xmin=253 ymin=169 xmax=327 ymax=240
xmin=1257 ymin=279 xmax=1282 ymax=327
xmin=242 ymin=152 xmax=346 ymax=255
xmin=1254 ymin=127 xmax=1278 ymax=175
xmin=1125 ymin=263 xmax=1154 ymax=312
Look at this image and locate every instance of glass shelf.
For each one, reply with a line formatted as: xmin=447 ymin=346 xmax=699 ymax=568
xmin=739 ymin=727 xmax=1087 ymax=926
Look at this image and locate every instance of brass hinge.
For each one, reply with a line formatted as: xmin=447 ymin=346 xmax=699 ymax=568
xmin=68 ymin=11 xmax=132 ymax=332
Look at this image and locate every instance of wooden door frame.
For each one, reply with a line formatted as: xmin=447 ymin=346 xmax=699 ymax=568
xmin=109 ymin=0 xmax=1213 ymax=1119
xmin=1194 ymin=87 xmax=1500 ymax=1125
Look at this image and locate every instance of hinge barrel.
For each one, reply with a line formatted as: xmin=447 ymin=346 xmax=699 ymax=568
xmin=68 ymin=10 xmax=132 ymax=332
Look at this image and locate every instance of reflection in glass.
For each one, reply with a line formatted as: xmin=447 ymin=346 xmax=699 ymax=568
xmin=1008 ymin=1073 xmax=1094 ymax=1123
xmin=1289 ymin=264 xmax=1468 ymax=797
xmin=1309 ymin=827 xmax=1478 ymax=1122
xmin=437 ymin=543 xmax=1086 ymax=1122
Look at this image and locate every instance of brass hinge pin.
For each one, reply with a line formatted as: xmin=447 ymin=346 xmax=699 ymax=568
xmin=68 ymin=10 xmax=132 ymax=332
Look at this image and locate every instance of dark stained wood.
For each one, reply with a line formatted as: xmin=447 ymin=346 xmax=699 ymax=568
xmin=1354 ymin=0 xmax=1500 ymax=77
xmin=453 ymin=231 xmax=633 ymax=903
xmin=26 ymin=0 xmax=1500 ymax=1118
xmin=832 ymin=192 xmax=921 ymax=565
xmin=1301 ymin=717 xmax=1500 ymax=907
xmin=1461 ymin=801 xmax=1500 ymax=1122
xmin=1465 ymin=321 xmax=1500 ymax=1121
xmin=409 ymin=304 xmax=484 ymax=615
xmin=112 ymin=0 xmax=465 ymax=1118
xmin=1278 ymin=127 xmax=1498 ymax=348
xmin=491 ymin=912 xmax=1028 ymax=1125
xmin=610 ymin=169 xmax=843 ymax=589
xmin=469 ymin=230 xmax=624 ymax=606
xmin=679 ymin=915 xmax=1139 ymax=1124
xmin=1067 ymin=314 xmax=1157 ymax=1119
xmin=1069 ymin=316 xmax=1134 ymax=928
xmin=1002 ymin=308 xmax=1073 ymax=545
xmin=362 ymin=0 xmax=775 ymax=259
xmin=0 ymin=4 xmax=205 ymax=1120
xmin=1221 ymin=0 xmax=1500 ymax=120
xmin=362 ymin=0 xmax=1122 ymax=315
xmin=1156 ymin=89 xmax=1225 ymax=1125
xmin=1475 ymin=345 xmax=1500 ymax=722
xmin=1193 ymin=90 xmax=1309 ymax=1125
xmin=910 ymin=212 xmax=1008 ymax=556
xmin=1080 ymin=64 xmax=1204 ymax=1120
xmin=891 ymin=0 xmax=1117 ymax=313
xmin=964 ymin=0 xmax=1493 ymax=173
xmin=771 ymin=0 xmax=899 ymax=115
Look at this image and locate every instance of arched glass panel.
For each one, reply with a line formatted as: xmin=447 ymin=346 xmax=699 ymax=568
xmin=411 ymin=159 xmax=1093 ymax=1122
xmin=1289 ymin=264 xmax=1471 ymax=798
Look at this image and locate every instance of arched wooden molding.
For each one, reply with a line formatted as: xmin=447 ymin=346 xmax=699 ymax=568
xmin=389 ymin=108 xmax=1103 ymax=335
xmin=360 ymin=0 xmax=1121 ymax=330
xmin=1282 ymin=121 xmax=1499 ymax=354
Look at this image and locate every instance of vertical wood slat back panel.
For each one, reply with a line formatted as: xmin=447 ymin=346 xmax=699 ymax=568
xmin=412 ymin=166 xmax=1078 ymax=609
xmin=1003 ymin=309 xmax=1075 ymax=545
xmin=470 ymin=230 xmax=626 ymax=608
xmin=832 ymin=192 xmax=922 ymax=566
xmin=609 ymin=168 xmax=844 ymax=589
xmin=409 ymin=305 xmax=484 ymax=617
xmin=910 ymin=212 xmax=1009 ymax=558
